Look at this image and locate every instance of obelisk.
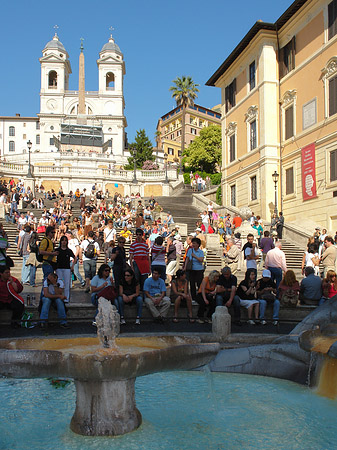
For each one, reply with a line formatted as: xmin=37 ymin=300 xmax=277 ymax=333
xmin=77 ymin=38 xmax=86 ymax=124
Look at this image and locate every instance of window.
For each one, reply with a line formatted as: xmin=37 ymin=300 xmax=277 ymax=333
xmin=279 ymin=37 xmax=296 ymax=78
xmin=168 ymin=148 xmax=174 ymax=155
xmin=106 ymin=72 xmax=115 ymax=90
xmin=50 ymin=137 xmax=54 ymax=145
xmin=48 ymin=70 xmax=57 ymax=87
xmin=225 ymin=79 xmax=236 ymax=113
xmin=329 ymin=0 xmax=337 ymax=40
xmin=9 ymin=126 xmax=15 ymax=136
xmin=329 ymin=75 xmax=337 ymax=116
xmin=23 ymin=123 xmax=26 ymax=128
xmin=286 ymin=167 xmax=294 ymax=194
xmin=330 ymin=150 xmax=337 ymax=182
xmin=177 ymin=130 xmax=181 ymax=137
xmin=249 ymin=61 xmax=256 ymax=90
xmin=23 ymin=134 xmax=26 ymax=139
xmin=285 ymin=105 xmax=294 ymax=140
xmin=170 ymin=133 xmax=175 ymax=140
xmin=250 ymin=120 xmax=257 ymax=150
xmin=191 ymin=128 xmax=197 ymax=135
xmin=36 ymin=135 xmax=40 ymax=145
xmin=230 ymin=185 xmax=236 ymax=207
xmin=250 ymin=176 xmax=257 ymax=201
xmin=229 ymin=134 xmax=236 ymax=162
xmin=178 ymin=151 xmax=182 ymax=157
xmin=9 ymin=141 xmax=15 ymax=152
xmin=36 ymin=122 xmax=40 ymax=130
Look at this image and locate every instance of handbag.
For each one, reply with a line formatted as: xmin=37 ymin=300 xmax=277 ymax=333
xmin=186 ymin=249 xmax=194 ymax=271
xmin=37 ymin=225 xmax=46 ymax=234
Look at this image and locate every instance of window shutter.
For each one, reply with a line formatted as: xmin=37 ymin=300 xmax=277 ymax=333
xmin=279 ymin=47 xmax=285 ymax=79
xmin=329 ymin=0 xmax=337 ymax=40
xmin=331 ymin=150 xmax=337 ymax=181
xmin=329 ymin=76 xmax=337 ymax=117
xmin=285 ymin=106 xmax=294 ymax=140
xmin=286 ymin=167 xmax=294 ymax=195
xmin=233 ymin=79 xmax=236 ymax=107
xmin=225 ymin=86 xmax=229 ymax=113
xmin=291 ymin=36 xmax=296 ymax=71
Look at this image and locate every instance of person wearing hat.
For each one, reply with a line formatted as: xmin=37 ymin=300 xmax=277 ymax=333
xmin=256 ymin=269 xmax=280 ymax=325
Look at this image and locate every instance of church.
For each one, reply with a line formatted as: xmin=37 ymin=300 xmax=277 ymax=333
xmin=0 ymin=32 xmax=128 ymax=170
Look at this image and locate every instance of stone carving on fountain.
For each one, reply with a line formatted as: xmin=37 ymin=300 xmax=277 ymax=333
xmin=0 ymin=296 xmax=220 ymax=436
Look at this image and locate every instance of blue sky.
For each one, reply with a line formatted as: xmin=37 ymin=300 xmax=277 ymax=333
xmin=1 ymin=0 xmax=293 ymax=144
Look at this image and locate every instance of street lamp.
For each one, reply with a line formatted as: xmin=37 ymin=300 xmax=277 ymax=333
xmin=272 ymin=170 xmax=279 ymax=215
xmin=164 ymin=153 xmax=169 ymax=184
xmin=131 ymin=146 xmax=137 ymax=184
xmin=27 ymin=140 xmax=33 ymax=178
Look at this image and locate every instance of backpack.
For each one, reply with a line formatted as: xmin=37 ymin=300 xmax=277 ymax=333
xmin=84 ymin=240 xmax=96 ymax=259
xmin=36 ymin=237 xmax=50 ymax=263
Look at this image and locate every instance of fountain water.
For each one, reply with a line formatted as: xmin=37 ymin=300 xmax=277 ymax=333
xmin=0 ymin=296 xmax=219 ymax=436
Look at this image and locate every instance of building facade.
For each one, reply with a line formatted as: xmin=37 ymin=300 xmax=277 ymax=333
xmin=207 ymin=0 xmax=337 ymax=232
xmin=156 ymin=104 xmax=221 ymax=163
xmin=0 ymin=33 xmax=127 ymax=168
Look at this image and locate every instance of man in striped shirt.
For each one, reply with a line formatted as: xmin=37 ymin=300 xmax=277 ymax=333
xmin=129 ymin=228 xmax=151 ymax=289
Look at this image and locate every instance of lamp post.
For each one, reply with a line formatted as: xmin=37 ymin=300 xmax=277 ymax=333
xmin=272 ymin=170 xmax=279 ymax=215
xmin=27 ymin=140 xmax=33 ymax=178
xmin=131 ymin=146 xmax=137 ymax=184
xmin=164 ymin=154 xmax=169 ymax=184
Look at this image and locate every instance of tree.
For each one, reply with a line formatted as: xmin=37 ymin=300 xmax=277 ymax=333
xmin=183 ymin=125 xmax=222 ymax=173
xmin=169 ymin=76 xmax=199 ymax=167
xmin=126 ymin=129 xmax=154 ymax=169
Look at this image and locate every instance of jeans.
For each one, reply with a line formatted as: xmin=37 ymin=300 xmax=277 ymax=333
xmin=269 ymin=267 xmax=283 ymax=291
xmin=196 ymin=293 xmax=216 ymax=318
xmin=115 ymin=295 xmax=143 ymax=318
xmin=73 ymin=260 xmax=84 ymax=285
xmin=258 ymin=299 xmax=280 ymax=320
xmin=40 ymin=296 xmax=67 ymax=324
xmin=21 ymin=254 xmax=30 ymax=283
xmin=30 ymin=264 xmax=36 ymax=286
xmin=10 ymin=201 xmax=18 ymax=216
xmin=83 ymin=259 xmax=97 ymax=280
xmin=42 ymin=262 xmax=54 ymax=280
xmin=215 ymin=294 xmax=241 ymax=321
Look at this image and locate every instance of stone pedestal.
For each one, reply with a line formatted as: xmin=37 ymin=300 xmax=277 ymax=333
xmin=70 ymin=378 xmax=142 ymax=436
xmin=212 ymin=306 xmax=231 ymax=342
xmin=206 ymin=233 xmax=220 ymax=250
xmin=24 ymin=177 xmax=35 ymax=197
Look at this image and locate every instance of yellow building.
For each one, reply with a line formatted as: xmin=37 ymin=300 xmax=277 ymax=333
xmin=156 ymin=104 xmax=221 ymax=163
xmin=207 ymin=0 xmax=337 ymax=232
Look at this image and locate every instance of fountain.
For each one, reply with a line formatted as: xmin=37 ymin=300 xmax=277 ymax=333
xmin=0 ymin=297 xmax=219 ymax=436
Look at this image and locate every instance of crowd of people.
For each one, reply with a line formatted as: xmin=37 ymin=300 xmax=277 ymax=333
xmin=0 ymin=177 xmax=337 ymax=330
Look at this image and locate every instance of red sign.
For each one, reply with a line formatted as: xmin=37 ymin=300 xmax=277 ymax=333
xmin=301 ymin=143 xmax=317 ymax=201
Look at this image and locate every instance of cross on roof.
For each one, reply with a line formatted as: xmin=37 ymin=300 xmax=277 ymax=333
xmin=53 ymin=24 xmax=59 ymax=36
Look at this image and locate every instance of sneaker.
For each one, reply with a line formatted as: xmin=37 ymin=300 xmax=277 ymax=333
xmin=60 ymin=323 xmax=70 ymax=329
xmin=63 ymin=299 xmax=69 ymax=304
xmin=120 ymin=318 xmax=126 ymax=325
xmin=135 ymin=318 xmax=141 ymax=325
xmin=273 ymin=320 xmax=279 ymax=326
xmin=196 ymin=318 xmax=205 ymax=324
xmin=80 ymin=283 xmax=86 ymax=289
xmin=204 ymin=318 xmax=212 ymax=324
xmin=247 ymin=319 xmax=255 ymax=325
xmin=92 ymin=321 xmax=97 ymax=327
xmin=260 ymin=320 xmax=267 ymax=325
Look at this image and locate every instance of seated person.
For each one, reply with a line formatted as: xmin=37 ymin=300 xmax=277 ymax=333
xmin=91 ymin=263 xmax=116 ymax=324
xmin=299 ymin=266 xmax=322 ymax=305
xmin=0 ymin=265 xmax=24 ymax=328
xmin=278 ymin=270 xmax=300 ymax=307
xmin=237 ymin=269 xmax=259 ymax=325
xmin=115 ymin=268 xmax=143 ymax=325
xmin=215 ymin=266 xmax=241 ymax=325
xmin=196 ymin=270 xmax=220 ymax=323
xmin=256 ymin=269 xmax=280 ymax=325
xmin=143 ymin=269 xmax=171 ymax=323
xmin=170 ymin=269 xmax=194 ymax=323
xmin=320 ymin=269 xmax=337 ymax=305
xmin=40 ymin=272 xmax=69 ymax=329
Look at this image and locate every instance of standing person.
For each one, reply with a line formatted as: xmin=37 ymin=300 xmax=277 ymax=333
xmin=103 ymin=220 xmax=117 ymax=262
xmin=143 ymin=269 xmax=171 ymax=323
xmin=80 ymin=188 xmax=86 ymax=210
xmin=39 ymin=226 xmax=58 ymax=280
xmin=259 ymin=231 xmax=274 ymax=269
xmin=207 ymin=202 xmax=214 ymax=225
xmin=243 ymin=234 xmax=259 ymax=276
xmin=129 ymin=228 xmax=151 ymax=290
xmin=301 ymin=243 xmax=320 ymax=277
xmin=318 ymin=228 xmax=328 ymax=258
xmin=173 ymin=234 xmax=183 ymax=273
xmin=116 ymin=268 xmax=143 ymax=325
xmin=20 ymin=225 xmax=32 ymax=285
xmin=80 ymin=230 xmax=100 ymax=293
xmin=232 ymin=213 xmax=242 ymax=231
xmin=109 ymin=236 xmax=127 ymax=289
xmin=27 ymin=231 xmax=39 ymax=287
xmin=55 ymin=235 xmax=76 ymax=303
xmin=65 ymin=230 xmax=85 ymax=288
xmin=166 ymin=236 xmax=177 ymax=285
xmin=222 ymin=238 xmax=240 ymax=274
xmin=276 ymin=212 xmax=284 ymax=239
xmin=151 ymin=236 xmax=167 ymax=281
xmin=265 ymin=241 xmax=287 ymax=291
xmin=184 ymin=237 xmax=204 ymax=301
xmin=321 ymin=236 xmax=337 ymax=277
xmin=0 ymin=265 xmax=24 ymax=327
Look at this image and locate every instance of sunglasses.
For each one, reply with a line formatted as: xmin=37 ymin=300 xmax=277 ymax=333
xmin=104 ymin=269 xmax=111 ymax=272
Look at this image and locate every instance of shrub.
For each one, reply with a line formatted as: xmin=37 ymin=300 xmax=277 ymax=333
xmin=142 ymin=160 xmax=159 ymax=170
xmin=216 ymin=185 xmax=222 ymax=205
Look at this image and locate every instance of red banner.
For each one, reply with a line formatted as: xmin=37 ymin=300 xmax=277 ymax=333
xmin=301 ymin=143 xmax=317 ymax=201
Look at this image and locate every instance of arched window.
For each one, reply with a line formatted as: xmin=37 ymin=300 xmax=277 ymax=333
xmin=9 ymin=141 xmax=15 ymax=152
xmin=70 ymin=106 xmax=77 ymax=115
xmin=48 ymin=70 xmax=57 ymax=88
xmin=106 ymin=72 xmax=115 ymax=90
xmin=9 ymin=126 xmax=15 ymax=136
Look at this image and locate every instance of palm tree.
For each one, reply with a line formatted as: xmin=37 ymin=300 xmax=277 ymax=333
xmin=169 ymin=76 xmax=199 ymax=171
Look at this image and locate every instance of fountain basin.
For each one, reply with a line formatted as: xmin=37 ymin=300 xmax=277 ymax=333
xmin=0 ymin=336 xmax=219 ymax=436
